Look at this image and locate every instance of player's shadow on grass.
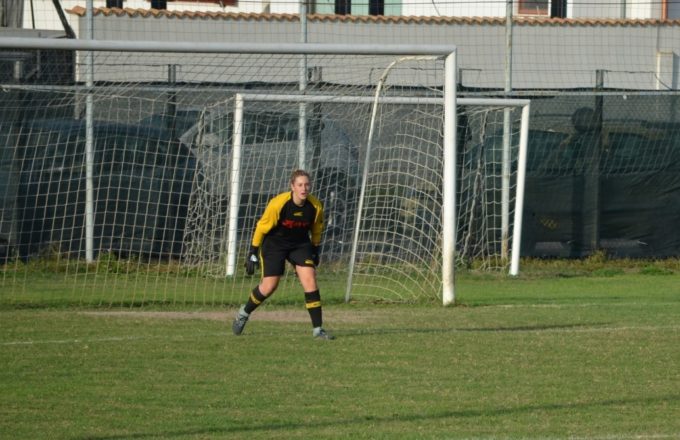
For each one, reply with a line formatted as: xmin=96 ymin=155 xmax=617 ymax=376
xmin=78 ymin=393 xmax=680 ymax=440
xmin=338 ymin=322 xmax=611 ymax=337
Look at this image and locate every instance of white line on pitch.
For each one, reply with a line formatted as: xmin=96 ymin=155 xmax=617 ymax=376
xmin=492 ymin=302 xmax=680 ymax=308
xmin=565 ymin=434 xmax=680 ymax=440
xmin=0 ymin=332 xmax=226 ymax=346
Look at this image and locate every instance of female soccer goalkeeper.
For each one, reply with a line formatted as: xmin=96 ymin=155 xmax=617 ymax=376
xmin=232 ymin=169 xmax=334 ymax=340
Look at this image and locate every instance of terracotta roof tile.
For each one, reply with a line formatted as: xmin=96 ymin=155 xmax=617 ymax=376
xmin=67 ymin=6 xmax=680 ymax=26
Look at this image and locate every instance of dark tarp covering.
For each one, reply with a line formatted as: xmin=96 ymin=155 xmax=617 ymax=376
xmin=521 ymin=94 xmax=680 ymax=258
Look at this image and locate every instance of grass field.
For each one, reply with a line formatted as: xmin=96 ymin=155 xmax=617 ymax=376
xmin=2 ymin=262 xmax=680 ymax=439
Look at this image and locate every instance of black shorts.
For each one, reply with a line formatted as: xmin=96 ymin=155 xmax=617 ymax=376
xmin=260 ymin=238 xmax=315 ymax=277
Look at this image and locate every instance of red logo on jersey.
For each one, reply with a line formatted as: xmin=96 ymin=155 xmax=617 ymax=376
xmin=281 ymin=219 xmax=310 ymax=229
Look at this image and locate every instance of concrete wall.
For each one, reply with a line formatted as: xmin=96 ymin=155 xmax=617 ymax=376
xmin=69 ymin=13 xmax=680 ymax=91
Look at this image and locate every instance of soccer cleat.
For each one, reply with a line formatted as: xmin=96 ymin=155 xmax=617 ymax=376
xmin=313 ymin=327 xmax=335 ymax=340
xmin=232 ymin=307 xmax=249 ymax=335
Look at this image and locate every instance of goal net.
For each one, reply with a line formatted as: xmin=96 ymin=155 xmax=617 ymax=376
xmin=0 ymin=40 xmax=528 ymax=306
xmin=347 ymin=98 xmax=529 ymax=303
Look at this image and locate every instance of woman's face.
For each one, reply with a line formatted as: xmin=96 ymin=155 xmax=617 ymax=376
xmin=291 ymin=175 xmax=311 ymax=204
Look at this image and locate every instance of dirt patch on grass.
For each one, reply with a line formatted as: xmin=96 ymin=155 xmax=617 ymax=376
xmin=80 ymin=309 xmax=376 ymax=324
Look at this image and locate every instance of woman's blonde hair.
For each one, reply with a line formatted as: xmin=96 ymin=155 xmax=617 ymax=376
xmin=290 ymin=169 xmax=311 ymax=185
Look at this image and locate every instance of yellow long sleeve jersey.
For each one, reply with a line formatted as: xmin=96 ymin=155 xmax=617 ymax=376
xmin=251 ymin=191 xmax=324 ymax=248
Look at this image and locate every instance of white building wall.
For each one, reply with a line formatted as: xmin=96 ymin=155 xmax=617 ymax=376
xmin=22 ymin=0 xmax=267 ymax=35
xmin=268 ymin=0 xmax=298 ymax=14
xmin=401 ymin=1 xmax=504 ymax=18
xmin=20 ymin=0 xmax=671 ymax=33
xmin=629 ymin=0 xmax=657 ymax=19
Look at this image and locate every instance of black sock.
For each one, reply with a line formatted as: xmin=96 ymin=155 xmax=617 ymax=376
xmin=305 ymin=290 xmax=323 ymax=328
xmin=244 ymin=287 xmax=267 ymax=315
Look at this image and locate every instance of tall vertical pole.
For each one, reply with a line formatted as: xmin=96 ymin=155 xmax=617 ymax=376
xmin=442 ymin=51 xmax=457 ymax=306
xmin=85 ymin=0 xmax=94 ymax=263
xmin=510 ymin=103 xmax=530 ymax=276
xmin=584 ymin=69 xmax=604 ymax=253
xmin=226 ymin=94 xmax=245 ymax=276
xmin=501 ymin=0 xmax=513 ymax=262
xmin=167 ymin=64 xmax=177 ymax=137
xmin=298 ymin=0 xmax=308 ymax=169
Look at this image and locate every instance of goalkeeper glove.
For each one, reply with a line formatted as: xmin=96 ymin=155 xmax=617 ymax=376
xmin=312 ymin=245 xmax=320 ymax=267
xmin=245 ymin=246 xmax=259 ymax=276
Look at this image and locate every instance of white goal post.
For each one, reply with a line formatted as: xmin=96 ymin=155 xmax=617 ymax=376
xmin=224 ymin=92 xmax=530 ymax=306
xmin=0 ymin=37 xmax=530 ymax=306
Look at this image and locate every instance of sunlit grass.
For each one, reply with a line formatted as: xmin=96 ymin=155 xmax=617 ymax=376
xmin=1 ymin=263 xmax=679 ymax=439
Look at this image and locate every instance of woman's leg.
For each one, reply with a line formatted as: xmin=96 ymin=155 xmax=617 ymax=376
xmin=295 ymin=266 xmax=317 ymax=292
xmin=243 ymin=275 xmax=280 ymax=315
xmin=232 ymin=275 xmax=281 ymax=335
xmin=296 ymin=266 xmax=333 ymax=338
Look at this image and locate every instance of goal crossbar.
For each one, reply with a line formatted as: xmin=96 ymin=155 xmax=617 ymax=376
xmin=0 ymin=37 xmax=457 ymax=56
xmin=224 ymin=94 xmax=530 ymax=107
